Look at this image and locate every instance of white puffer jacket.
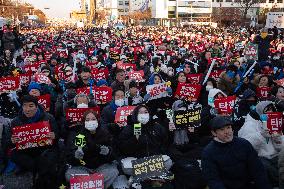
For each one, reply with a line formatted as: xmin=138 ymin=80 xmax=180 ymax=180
xmin=238 ymin=113 xmax=284 ymax=159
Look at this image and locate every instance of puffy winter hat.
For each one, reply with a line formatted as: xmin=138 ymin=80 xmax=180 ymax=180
xmin=96 ymin=79 xmax=108 ymax=87
xmin=210 ymin=116 xmax=233 ymax=130
xmin=28 ymin=82 xmax=41 ymax=92
xmin=255 ymin=101 xmax=274 ymax=116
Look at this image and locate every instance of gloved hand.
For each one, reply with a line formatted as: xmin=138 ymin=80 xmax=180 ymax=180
xmin=75 ymin=147 xmax=84 ymax=159
xmin=99 ymin=145 xmax=110 ymax=155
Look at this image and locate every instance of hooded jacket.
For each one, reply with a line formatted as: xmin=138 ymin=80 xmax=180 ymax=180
xmin=207 ymin=88 xmax=227 ymax=108
xmin=217 ymin=71 xmax=240 ymax=96
xmin=118 ymin=106 xmax=168 ymax=158
xmin=238 ymin=101 xmax=284 ymax=159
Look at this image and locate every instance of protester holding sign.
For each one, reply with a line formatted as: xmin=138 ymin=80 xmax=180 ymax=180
xmin=4 ymin=95 xmax=59 ymax=188
xmin=101 ymin=89 xmax=127 ymax=137
xmin=202 ymin=116 xmax=272 ymax=189
xmin=217 ymin=65 xmax=240 ymax=96
xmin=238 ymin=101 xmax=284 ymax=187
xmin=65 ymin=110 xmax=121 ymax=188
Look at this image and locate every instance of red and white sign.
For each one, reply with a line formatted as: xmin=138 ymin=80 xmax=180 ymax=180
xmin=116 ymin=62 xmax=137 ymax=71
xmin=275 ymin=78 xmax=284 ymax=87
xmin=115 ymin=106 xmax=136 ymax=127
xmin=19 ymin=73 xmax=32 ymax=86
xmin=267 ymin=112 xmax=283 ymax=133
xmin=12 ymin=121 xmax=53 ymax=150
xmin=209 ymin=70 xmax=224 ymax=81
xmin=175 ymin=83 xmax=201 ymax=101
xmin=66 ymin=107 xmax=100 ymax=123
xmin=146 ymin=83 xmax=168 ymax=100
xmin=256 ymin=87 xmax=271 ymax=98
xmin=34 ymin=73 xmax=51 ymax=85
xmin=76 ymin=86 xmax=112 ymax=104
xmin=70 ymin=173 xmax=104 ymax=189
xmin=23 ymin=63 xmax=40 ymax=73
xmin=187 ymin=73 xmax=203 ymax=84
xmin=38 ymin=94 xmax=51 ymax=112
xmin=0 ymin=77 xmax=20 ymax=92
xmin=214 ymin=96 xmax=236 ymax=115
xmin=127 ymin=70 xmax=145 ymax=82
xmin=92 ymin=68 xmax=109 ymax=80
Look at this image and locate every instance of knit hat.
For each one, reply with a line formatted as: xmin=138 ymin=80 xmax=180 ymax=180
xmin=96 ymin=79 xmax=108 ymax=87
xmin=210 ymin=116 xmax=233 ymax=130
xmin=255 ymin=101 xmax=274 ymax=116
xmin=28 ymin=82 xmax=41 ymax=92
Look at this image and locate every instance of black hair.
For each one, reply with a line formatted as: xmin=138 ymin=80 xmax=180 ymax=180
xmin=270 ymin=85 xmax=284 ymax=97
xmin=131 ymin=104 xmax=152 ymax=123
xmin=81 ymin=66 xmax=91 ymax=73
xmin=21 ymin=95 xmax=38 ymax=106
xmin=115 ymin=69 xmax=125 ymax=75
xmin=112 ymin=89 xmax=125 ymax=97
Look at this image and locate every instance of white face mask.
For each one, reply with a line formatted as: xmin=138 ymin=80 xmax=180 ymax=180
xmin=115 ymin=99 xmax=124 ymax=107
xmin=137 ymin=113 xmax=150 ymax=124
xmin=77 ymin=103 xmax=88 ymax=108
xmin=206 ymin=85 xmax=213 ymax=91
xmin=85 ymin=120 xmax=98 ymax=131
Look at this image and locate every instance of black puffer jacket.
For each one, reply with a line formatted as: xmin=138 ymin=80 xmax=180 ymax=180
xmin=118 ymin=106 xmax=168 ymax=158
xmin=65 ymin=125 xmax=116 ymax=169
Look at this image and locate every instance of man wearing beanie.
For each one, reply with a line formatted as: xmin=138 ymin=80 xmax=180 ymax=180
xmin=28 ymin=82 xmax=42 ymax=97
xmin=4 ymin=95 xmax=59 ymax=188
xmin=239 ymin=101 xmax=284 ymax=187
xmin=202 ymin=116 xmax=271 ymax=189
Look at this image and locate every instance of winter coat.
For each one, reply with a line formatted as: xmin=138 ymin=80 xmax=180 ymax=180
xmin=3 ymin=106 xmax=59 ymax=155
xmin=118 ymin=110 xmax=168 ymax=158
xmin=202 ymin=137 xmax=272 ymax=189
xmin=2 ymin=32 xmax=15 ymax=51
xmin=238 ymin=112 xmax=284 ymax=159
xmin=65 ymin=126 xmax=116 ymax=169
xmin=217 ymin=72 xmax=240 ymax=96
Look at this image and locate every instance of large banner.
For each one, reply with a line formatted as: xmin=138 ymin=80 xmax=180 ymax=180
xmin=12 ymin=121 xmax=53 ymax=150
xmin=266 ymin=12 xmax=284 ymax=28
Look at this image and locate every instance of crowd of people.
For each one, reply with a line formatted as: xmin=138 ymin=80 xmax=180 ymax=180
xmin=0 ymin=24 xmax=284 ymax=189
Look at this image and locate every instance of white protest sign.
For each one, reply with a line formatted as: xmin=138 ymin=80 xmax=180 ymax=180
xmin=266 ymin=12 xmax=284 ymax=28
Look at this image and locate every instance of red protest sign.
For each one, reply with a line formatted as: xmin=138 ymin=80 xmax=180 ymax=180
xmin=214 ymin=96 xmax=236 ymax=115
xmin=19 ymin=73 xmax=32 ymax=86
xmin=115 ymin=106 xmax=136 ymax=127
xmin=175 ymin=83 xmax=201 ymax=101
xmin=66 ymin=107 xmax=100 ymax=123
xmin=256 ymin=87 xmax=271 ymax=99
xmin=76 ymin=86 xmax=112 ymax=104
xmin=127 ymin=70 xmax=145 ymax=82
xmin=209 ymin=70 xmax=224 ymax=81
xmin=86 ymin=61 xmax=98 ymax=70
xmin=146 ymin=83 xmax=168 ymax=100
xmin=38 ymin=94 xmax=51 ymax=112
xmin=34 ymin=73 xmax=51 ymax=85
xmin=187 ymin=73 xmax=203 ymax=84
xmin=12 ymin=121 xmax=53 ymax=150
xmin=92 ymin=68 xmax=109 ymax=80
xmin=267 ymin=112 xmax=283 ymax=133
xmin=116 ymin=62 xmax=137 ymax=71
xmin=70 ymin=173 xmax=104 ymax=189
xmin=0 ymin=76 xmax=20 ymax=93
xmin=23 ymin=63 xmax=40 ymax=73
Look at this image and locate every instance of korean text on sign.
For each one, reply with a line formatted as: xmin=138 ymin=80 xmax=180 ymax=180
xmin=70 ymin=173 xmax=104 ymax=189
xmin=267 ymin=112 xmax=283 ymax=133
xmin=146 ymin=83 xmax=168 ymax=100
xmin=12 ymin=121 xmax=53 ymax=150
xmin=115 ymin=106 xmax=136 ymax=127
xmin=214 ymin=96 xmax=236 ymax=115
xmin=175 ymin=83 xmax=201 ymax=101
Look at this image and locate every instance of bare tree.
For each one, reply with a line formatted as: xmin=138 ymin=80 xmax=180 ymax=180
xmin=234 ymin=0 xmax=261 ymax=19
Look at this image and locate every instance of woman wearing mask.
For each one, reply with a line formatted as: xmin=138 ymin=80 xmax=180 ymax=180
xmin=65 ymin=110 xmax=121 ymax=189
xmin=118 ymin=105 xmax=172 ymax=188
xmin=101 ymin=89 xmax=127 ymax=137
xmin=199 ymin=78 xmax=217 ymax=106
